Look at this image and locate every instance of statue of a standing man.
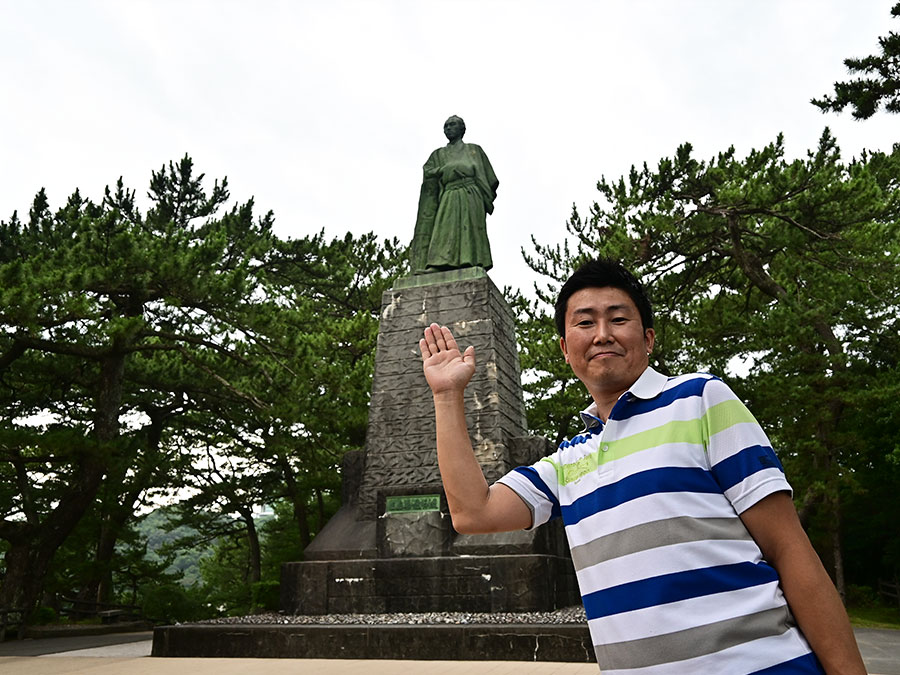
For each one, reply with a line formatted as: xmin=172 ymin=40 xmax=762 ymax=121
xmin=410 ymin=116 xmax=499 ymax=274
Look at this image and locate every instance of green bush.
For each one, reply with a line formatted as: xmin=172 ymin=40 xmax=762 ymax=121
xmin=29 ymin=606 xmax=57 ymax=625
xmin=139 ymin=582 xmax=211 ymax=623
xmin=845 ymin=584 xmax=879 ymax=608
xmin=251 ymin=581 xmax=280 ymax=612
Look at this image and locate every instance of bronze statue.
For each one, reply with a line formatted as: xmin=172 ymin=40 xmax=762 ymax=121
xmin=410 ymin=116 xmax=499 ymax=274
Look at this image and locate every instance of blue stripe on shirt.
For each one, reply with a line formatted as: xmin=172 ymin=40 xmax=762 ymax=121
xmin=582 ymin=561 xmax=780 ymax=620
xmin=712 ymin=445 xmax=785 ymax=491
xmin=513 ymin=466 xmax=562 ymax=521
xmin=562 ymin=466 xmax=723 ymax=525
xmin=748 ymin=652 xmax=824 ymax=674
xmin=611 ymin=375 xmax=711 ymax=421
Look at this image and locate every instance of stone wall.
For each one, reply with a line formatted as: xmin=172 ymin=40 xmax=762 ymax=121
xmin=357 ymin=268 xmax=527 ymax=518
xmin=286 ymin=269 xmax=579 ymax=614
xmin=282 ymin=554 xmax=578 ymax=615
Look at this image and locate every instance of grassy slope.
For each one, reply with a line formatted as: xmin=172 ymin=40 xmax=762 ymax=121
xmin=848 ymin=605 xmax=900 ymax=630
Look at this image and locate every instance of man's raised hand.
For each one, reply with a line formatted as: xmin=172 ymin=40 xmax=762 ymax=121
xmin=420 ymin=323 xmax=475 ymax=396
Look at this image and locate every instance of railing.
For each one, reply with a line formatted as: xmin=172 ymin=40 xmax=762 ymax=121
xmin=879 ymin=579 xmax=900 ymax=609
xmin=0 ymin=608 xmax=24 ymax=641
xmin=1 ymin=598 xmax=145 ymax=641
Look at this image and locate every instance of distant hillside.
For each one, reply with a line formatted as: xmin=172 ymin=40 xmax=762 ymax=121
xmin=135 ymin=506 xmax=275 ymax=587
xmin=135 ymin=507 xmax=208 ymax=587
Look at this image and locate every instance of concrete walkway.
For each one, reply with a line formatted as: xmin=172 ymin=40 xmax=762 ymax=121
xmin=1 ymin=628 xmax=898 ymax=675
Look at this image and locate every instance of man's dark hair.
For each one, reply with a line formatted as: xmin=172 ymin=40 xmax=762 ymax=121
xmin=554 ymin=258 xmax=654 ymax=337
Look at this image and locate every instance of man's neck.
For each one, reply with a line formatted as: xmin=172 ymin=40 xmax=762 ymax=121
xmin=588 ymin=364 xmax=652 ymax=422
xmin=590 ymin=389 xmax=626 ymax=423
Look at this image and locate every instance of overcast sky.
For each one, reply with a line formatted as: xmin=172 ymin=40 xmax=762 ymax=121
xmin=2 ymin=0 xmax=897 ymax=296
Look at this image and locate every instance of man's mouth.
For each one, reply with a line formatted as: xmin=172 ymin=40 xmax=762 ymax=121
xmin=589 ymin=351 xmax=622 ymax=360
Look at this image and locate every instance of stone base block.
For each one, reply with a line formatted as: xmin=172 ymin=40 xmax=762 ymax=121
xmin=281 ymin=554 xmax=578 ymax=615
xmin=151 ymin=623 xmax=595 ymax=662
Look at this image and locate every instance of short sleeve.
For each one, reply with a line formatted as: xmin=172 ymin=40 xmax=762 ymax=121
xmin=701 ymin=378 xmax=793 ymax=514
xmin=495 ymin=455 xmax=563 ymax=530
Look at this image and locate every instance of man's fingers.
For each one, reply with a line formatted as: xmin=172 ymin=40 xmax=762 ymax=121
xmin=422 ymin=324 xmax=440 ymax=354
xmin=423 ymin=323 xmax=452 ymax=352
xmin=440 ymin=325 xmax=459 ymax=352
xmin=462 ymin=345 xmax=476 ymax=366
xmin=432 ymin=323 xmax=449 ymax=351
xmin=422 ymin=323 xmax=469 ymax=359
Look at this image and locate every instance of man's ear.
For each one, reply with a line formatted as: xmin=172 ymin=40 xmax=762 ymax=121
xmin=645 ymin=328 xmax=656 ymax=354
xmin=560 ymin=336 xmax=569 ymax=363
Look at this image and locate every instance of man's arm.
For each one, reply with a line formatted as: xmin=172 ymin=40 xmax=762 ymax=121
xmin=739 ymin=492 xmax=866 ymax=674
xmin=420 ymin=323 xmax=532 ymax=534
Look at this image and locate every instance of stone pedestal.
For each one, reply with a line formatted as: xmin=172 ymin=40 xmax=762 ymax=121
xmin=281 ymin=268 xmax=577 ymax=615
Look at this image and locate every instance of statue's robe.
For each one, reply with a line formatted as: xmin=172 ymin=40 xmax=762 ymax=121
xmin=410 ymin=141 xmax=498 ymax=273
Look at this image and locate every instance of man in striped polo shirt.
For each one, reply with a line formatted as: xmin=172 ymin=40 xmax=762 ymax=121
xmin=419 ymin=258 xmax=865 ymax=674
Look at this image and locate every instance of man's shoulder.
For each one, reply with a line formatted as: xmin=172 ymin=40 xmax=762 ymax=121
xmin=660 ymin=370 xmax=719 ymax=390
xmin=614 ymin=371 xmax=728 ymax=422
xmin=656 ymin=372 xmax=748 ymax=418
xmin=629 ymin=368 xmax=718 ymax=401
xmin=557 ymin=372 xmax=735 ymax=448
xmin=658 ymin=371 xmax=739 ymax=402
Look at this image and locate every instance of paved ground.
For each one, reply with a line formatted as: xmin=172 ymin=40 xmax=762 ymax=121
xmin=0 ymin=628 xmax=897 ymax=674
xmin=0 ymin=631 xmax=155 ymax=658
xmin=856 ymin=629 xmax=900 ymax=675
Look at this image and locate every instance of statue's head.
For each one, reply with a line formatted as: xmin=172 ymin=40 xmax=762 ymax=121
xmin=443 ymin=115 xmax=466 ymax=142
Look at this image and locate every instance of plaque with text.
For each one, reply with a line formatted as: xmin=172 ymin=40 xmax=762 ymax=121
xmin=385 ymin=494 xmax=441 ymax=514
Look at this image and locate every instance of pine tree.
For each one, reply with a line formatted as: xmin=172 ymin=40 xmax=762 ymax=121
xmin=813 ymin=2 xmax=900 ymax=118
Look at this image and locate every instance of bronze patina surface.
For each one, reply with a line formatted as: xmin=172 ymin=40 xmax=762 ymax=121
xmin=410 ymin=116 xmax=498 ymax=274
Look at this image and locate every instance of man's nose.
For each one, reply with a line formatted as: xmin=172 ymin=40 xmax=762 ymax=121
xmin=592 ymin=320 xmax=613 ymax=343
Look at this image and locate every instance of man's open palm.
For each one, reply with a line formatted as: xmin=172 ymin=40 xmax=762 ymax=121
xmin=420 ymin=323 xmax=475 ymax=395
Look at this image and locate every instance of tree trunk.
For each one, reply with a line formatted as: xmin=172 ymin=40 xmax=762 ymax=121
xmin=796 ymin=483 xmax=822 ymax=530
xmin=0 ymin=456 xmax=107 ymax=616
xmin=276 ymin=452 xmax=311 ymax=549
xmin=90 ymin=497 xmax=138 ymax=605
xmin=316 ymin=488 xmax=326 ymax=533
xmin=72 ymin=351 xmax=132 ymax=605
xmin=84 ymin=400 xmax=168 ymax=604
xmin=236 ymin=506 xmax=262 ymax=611
xmin=3 ymin=349 xmax=128 ymax=616
xmin=831 ymin=493 xmax=846 ymax=603
xmin=0 ymin=538 xmax=36 ymax=611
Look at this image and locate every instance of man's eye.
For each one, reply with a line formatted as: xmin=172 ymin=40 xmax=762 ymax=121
xmin=611 ymin=317 xmax=627 ymax=324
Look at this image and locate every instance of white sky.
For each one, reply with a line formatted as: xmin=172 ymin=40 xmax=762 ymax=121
xmin=2 ymin=0 xmax=897 ymax=297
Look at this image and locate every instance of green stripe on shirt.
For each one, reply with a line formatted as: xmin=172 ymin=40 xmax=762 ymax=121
xmin=544 ymin=399 xmax=758 ymax=486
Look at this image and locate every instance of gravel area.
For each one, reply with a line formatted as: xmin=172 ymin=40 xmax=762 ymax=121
xmin=197 ymin=606 xmax=587 ymax=626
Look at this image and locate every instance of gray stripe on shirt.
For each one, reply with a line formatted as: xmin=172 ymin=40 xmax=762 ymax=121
xmin=571 ymin=516 xmax=753 ymax=571
xmin=594 ymin=604 xmax=795 ymax=670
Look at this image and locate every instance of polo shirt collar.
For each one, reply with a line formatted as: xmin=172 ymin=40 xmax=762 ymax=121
xmin=578 ymin=366 xmax=668 ymax=430
xmin=629 ymin=365 xmax=668 ymax=400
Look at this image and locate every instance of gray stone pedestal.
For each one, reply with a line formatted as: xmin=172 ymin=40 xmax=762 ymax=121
xmin=281 ymin=268 xmax=577 ymax=615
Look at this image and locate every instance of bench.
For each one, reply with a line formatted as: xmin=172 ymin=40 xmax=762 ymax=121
xmin=98 ymin=609 xmax=128 ymax=624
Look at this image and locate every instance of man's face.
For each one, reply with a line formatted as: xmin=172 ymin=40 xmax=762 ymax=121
xmin=559 ymin=286 xmax=655 ymax=401
xmin=444 ymin=117 xmax=464 ymax=142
